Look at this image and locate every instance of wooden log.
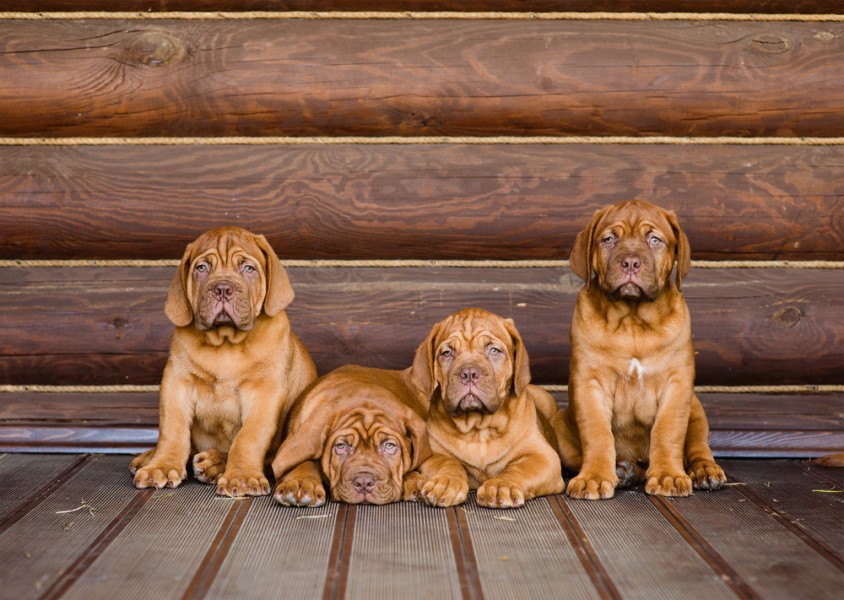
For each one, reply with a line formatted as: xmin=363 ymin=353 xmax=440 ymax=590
xmin=1 ymin=20 xmax=843 ymax=137
xmin=12 ymin=2 xmax=844 ymax=14
xmin=0 ymin=390 xmax=840 ymax=456
xmin=0 ymin=266 xmax=841 ymax=386
xmin=2 ymin=144 xmax=843 ymax=261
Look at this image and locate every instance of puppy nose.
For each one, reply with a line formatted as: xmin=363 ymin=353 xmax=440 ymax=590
xmin=620 ymin=255 xmax=641 ymax=273
xmin=212 ymin=282 xmax=234 ymax=301
xmin=459 ymin=367 xmax=481 ymax=384
xmin=353 ymin=473 xmax=376 ymax=493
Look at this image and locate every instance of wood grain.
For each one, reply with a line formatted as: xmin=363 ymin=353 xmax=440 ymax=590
xmin=1 ymin=20 xmax=843 ymax=138
xmin=2 ymin=144 xmax=843 ymax=261
xmin=0 ymin=266 xmax=841 ymax=386
xmin=12 ymin=2 xmax=844 ymax=14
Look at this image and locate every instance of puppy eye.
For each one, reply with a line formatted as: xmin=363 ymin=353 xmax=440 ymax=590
xmin=439 ymin=348 xmax=454 ymax=359
xmin=194 ymin=263 xmax=209 ymax=274
xmin=333 ymin=441 xmax=351 ymax=455
xmin=381 ymin=441 xmax=399 ymax=455
xmin=488 ymin=347 xmax=502 ymax=356
xmin=649 ymin=235 xmax=664 ymax=248
xmin=241 ymin=264 xmax=256 ymax=274
xmin=601 ymin=234 xmax=616 ymax=246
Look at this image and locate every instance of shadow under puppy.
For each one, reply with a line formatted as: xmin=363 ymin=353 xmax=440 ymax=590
xmin=131 ymin=226 xmax=317 ymax=496
xmin=410 ymin=308 xmax=565 ymax=509
xmin=554 ymin=200 xmax=726 ymax=500
xmin=272 ymin=365 xmax=468 ymax=507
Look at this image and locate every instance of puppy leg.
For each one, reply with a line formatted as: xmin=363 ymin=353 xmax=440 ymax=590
xmin=216 ymin=387 xmax=279 ymax=497
xmin=193 ymin=449 xmax=229 ymax=485
xmin=476 ymin=447 xmax=565 ymax=509
xmin=685 ymin=395 xmax=726 ymax=491
xmin=274 ymin=461 xmax=326 ymax=507
xmin=565 ymin=388 xmax=618 ymax=500
xmin=414 ymin=454 xmax=470 ymax=507
xmin=133 ymin=372 xmax=192 ymax=489
xmin=646 ymin=385 xmax=694 ymax=497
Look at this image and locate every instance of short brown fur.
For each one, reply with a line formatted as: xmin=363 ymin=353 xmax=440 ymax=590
xmin=130 ymin=226 xmax=317 ymax=496
xmin=554 ymin=200 xmax=725 ymax=500
xmin=410 ymin=308 xmax=565 ymax=509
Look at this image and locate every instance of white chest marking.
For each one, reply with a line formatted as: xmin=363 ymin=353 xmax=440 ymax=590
xmin=628 ymin=358 xmax=646 ymax=383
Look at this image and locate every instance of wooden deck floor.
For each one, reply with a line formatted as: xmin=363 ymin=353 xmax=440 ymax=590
xmin=1 ymin=455 xmax=841 ymax=600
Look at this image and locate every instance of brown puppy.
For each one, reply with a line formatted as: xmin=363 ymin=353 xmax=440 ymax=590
xmin=410 ymin=308 xmax=565 ymax=509
xmin=130 ymin=226 xmax=317 ymax=496
xmin=554 ymin=200 xmax=725 ymax=500
xmin=271 ymin=365 xmax=467 ymax=507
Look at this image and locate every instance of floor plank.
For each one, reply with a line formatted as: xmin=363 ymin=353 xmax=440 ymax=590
xmin=204 ymin=499 xmax=338 ymax=599
xmin=462 ymin=494 xmax=602 ymax=600
xmin=722 ymin=459 xmax=844 ymax=565
xmin=59 ymin=480 xmax=242 ymax=600
xmin=345 ymin=502 xmax=463 ymax=600
xmin=565 ymin=489 xmax=738 ymax=599
xmin=663 ymin=486 xmax=844 ymax=599
xmin=0 ymin=455 xmax=142 ymax=600
xmin=0 ymin=453 xmax=83 ymax=522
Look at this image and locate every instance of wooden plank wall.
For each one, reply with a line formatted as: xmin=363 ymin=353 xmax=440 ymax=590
xmin=0 ymin=2 xmax=842 ymax=456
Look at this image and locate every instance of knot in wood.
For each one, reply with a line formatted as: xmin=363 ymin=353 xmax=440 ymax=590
xmin=127 ymin=31 xmax=187 ymax=67
xmin=749 ymin=34 xmax=791 ymax=55
xmin=771 ymin=306 xmax=801 ymax=329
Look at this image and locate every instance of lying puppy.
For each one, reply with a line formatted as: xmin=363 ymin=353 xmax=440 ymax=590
xmin=272 ymin=365 xmax=467 ymax=506
xmin=554 ymin=200 xmax=726 ymax=499
xmin=410 ymin=308 xmax=565 ymax=509
xmin=131 ymin=226 xmax=317 ymax=496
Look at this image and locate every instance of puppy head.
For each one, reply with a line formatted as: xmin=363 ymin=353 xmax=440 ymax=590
xmin=410 ymin=308 xmax=531 ymax=418
xmin=164 ymin=226 xmax=294 ymax=330
xmin=272 ymin=380 xmax=430 ymax=505
xmin=569 ymin=200 xmax=690 ymax=300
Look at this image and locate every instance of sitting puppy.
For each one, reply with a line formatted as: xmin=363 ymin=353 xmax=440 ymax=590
xmin=272 ymin=365 xmax=467 ymax=507
xmin=131 ymin=226 xmax=317 ymax=496
xmin=410 ymin=308 xmax=565 ymax=509
xmin=554 ymin=200 xmax=726 ymax=500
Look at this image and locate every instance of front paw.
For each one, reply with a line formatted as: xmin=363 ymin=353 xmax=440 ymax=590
xmin=566 ymin=471 xmax=616 ymax=500
xmin=216 ymin=469 xmax=270 ymax=497
xmin=419 ymin=474 xmax=469 ymax=507
xmin=646 ymin=470 xmax=693 ymax=497
xmin=134 ymin=463 xmax=187 ymax=489
xmin=687 ymin=460 xmax=726 ymax=491
xmin=274 ymin=477 xmax=326 ymax=507
xmin=476 ymin=478 xmax=525 ymax=509
xmin=193 ymin=449 xmax=228 ymax=485
xmin=129 ymin=448 xmax=155 ymax=474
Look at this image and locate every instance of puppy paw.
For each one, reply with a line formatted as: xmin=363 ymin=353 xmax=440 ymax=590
xmin=133 ymin=463 xmax=187 ymax=489
xmin=476 ymin=479 xmax=525 ymax=509
xmin=566 ymin=472 xmax=616 ymax=500
xmin=615 ymin=459 xmax=645 ymax=488
xmin=274 ymin=477 xmax=326 ymax=507
xmin=687 ymin=460 xmax=726 ymax=491
xmin=645 ymin=471 xmax=693 ymax=497
xmin=402 ymin=472 xmax=425 ymax=502
xmin=193 ymin=449 xmax=228 ymax=485
xmin=217 ymin=469 xmax=270 ymax=497
xmin=419 ymin=474 xmax=469 ymax=507
xmin=129 ymin=448 xmax=155 ymax=474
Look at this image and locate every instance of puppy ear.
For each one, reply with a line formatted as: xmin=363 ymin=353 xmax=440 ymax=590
xmin=164 ymin=241 xmax=195 ymax=327
xmin=408 ymin=321 xmax=443 ymax=398
xmin=569 ymin=206 xmax=609 ymax=288
xmin=503 ymin=317 xmax=532 ymax=396
xmin=271 ymin=404 xmax=332 ymax=480
xmin=666 ymin=210 xmax=692 ymax=291
xmin=401 ymin=408 xmax=432 ymax=471
xmin=255 ymin=234 xmax=295 ymax=316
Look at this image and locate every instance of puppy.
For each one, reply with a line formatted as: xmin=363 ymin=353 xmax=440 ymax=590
xmin=410 ymin=308 xmax=565 ymax=509
xmin=554 ymin=200 xmax=726 ymax=499
xmin=271 ymin=365 xmax=467 ymax=507
xmin=130 ymin=226 xmax=317 ymax=496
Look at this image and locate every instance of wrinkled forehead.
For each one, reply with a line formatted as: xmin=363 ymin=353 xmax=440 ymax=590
xmin=190 ymin=228 xmax=264 ymax=266
xmin=332 ymin=406 xmax=403 ymax=442
xmin=595 ymin=203 xmax=675 ymax=241
xmin=437 ymin=312 xmax=512 ymax=350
